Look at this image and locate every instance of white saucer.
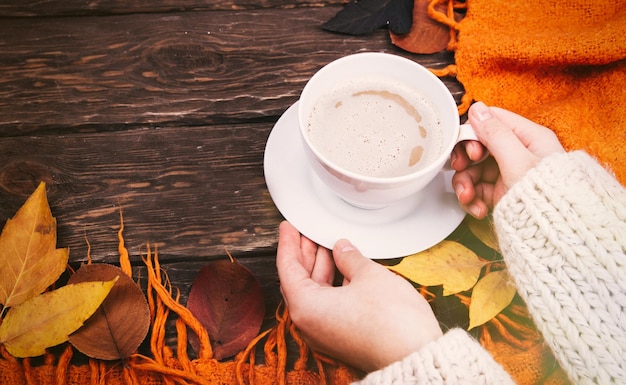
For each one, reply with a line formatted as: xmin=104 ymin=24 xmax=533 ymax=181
xmin=263 ymin=102 xmax=467 ymax=259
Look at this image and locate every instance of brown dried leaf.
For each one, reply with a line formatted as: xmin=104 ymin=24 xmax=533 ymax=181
xmin=468 ymin=270 xmax=517 ymax=330
xmin=0 ymin=278 xmax=117 ymax=357
xmin=0 ymin=182 xmax=68 ymax=309
xmin=68 ymin=264 xmax=150 ymax=360
xmin=187 ymin=258 xmax=265 ymax=360
xmin=390 ymin=0 xmax=461 ymax=54
xmin=388 ymin=240 xmax=485 ymax=295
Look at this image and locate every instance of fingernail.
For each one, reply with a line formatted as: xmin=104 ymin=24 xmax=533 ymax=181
xmin=469 ymin=204 xmax=482 ymax=218
xmin=449 ymin=151 xmax=457 ymax=168
xmin=465 ymin=141 xmax=476 ymax=159
xmin=335 ymin=239 xmax=356 ymax=253
xmin=454 ymin=184 xmax=464 ymax=199
xmin=473 ymin=102 xmax=493 ymax=122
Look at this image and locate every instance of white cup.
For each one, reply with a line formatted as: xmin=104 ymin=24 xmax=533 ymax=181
xmin=298 ymin=52 xmax=477 ymax=209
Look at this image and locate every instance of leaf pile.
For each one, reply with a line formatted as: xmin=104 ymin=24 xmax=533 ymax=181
xmin=389 ymin=216 xmax=516 ymax=329
xmin=0 ymin=182 xmax=149 ymax=359
xmin=0 ymin=182 xmax=269 ymax=362
xmin=186 ymin=255 xmax=265 ymax=360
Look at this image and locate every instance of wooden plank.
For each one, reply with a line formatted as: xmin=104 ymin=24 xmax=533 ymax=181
xmin=0 ymin=7 xmax=461 ymax=135
xmin=0 ymin=0 xmax=348 ymax=17
xmin=0 ymin=123 xmax=283 ymax=264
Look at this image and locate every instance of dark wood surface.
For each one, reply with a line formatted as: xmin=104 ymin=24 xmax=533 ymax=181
xmin=0 ymin=0 xmax=463 ymax=359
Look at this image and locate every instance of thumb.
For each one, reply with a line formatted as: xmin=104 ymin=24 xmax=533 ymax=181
xmin=332 ymin=239 xmax=374 ymax=283
xmin=468 ymin=102 xmax=530 ymax=172
xmin=467 ymin=102 xmax=540 ymax=188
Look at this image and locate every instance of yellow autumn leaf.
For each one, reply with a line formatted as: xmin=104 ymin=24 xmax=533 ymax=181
xmin=388 ymin=240 xmax=485 ymax=296
xmin=465 ymin=215 xmax=500 ymax=253
xmin=0 ymin=182 xmax=69 ymax=309
xmin=0 ymin=277 xmax=118 ymax=357
xmin=468 ymin=270 xmax=517 ymax=330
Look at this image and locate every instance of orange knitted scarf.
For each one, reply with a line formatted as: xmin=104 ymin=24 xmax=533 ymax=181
xmin=433 ymin=0 xmax=626 ymax=184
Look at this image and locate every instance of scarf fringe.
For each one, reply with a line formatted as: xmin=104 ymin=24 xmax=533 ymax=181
xmin=0 ymin=223 xmax=359 ymax=385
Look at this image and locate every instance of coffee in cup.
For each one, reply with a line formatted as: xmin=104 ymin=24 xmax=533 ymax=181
xmin=304 ymin=78 xmax=444 ymax=178
xmin=298 ymin=52 xmax=477 ymax=209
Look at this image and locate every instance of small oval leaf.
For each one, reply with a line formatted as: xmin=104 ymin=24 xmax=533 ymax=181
xmin=186 ymin=259 xmax=264 ymax=360
xmin=0 ymin=278 xmax=117 ymax=357
xmin=68 ymin=264 xmax=150 ymax=360
xmin=388 ymin=240 xmax=485 ymax=295
xmin=468 ymin=270 xmax=517 ymax=330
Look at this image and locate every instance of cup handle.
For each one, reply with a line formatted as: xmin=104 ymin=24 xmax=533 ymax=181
xmin=457 ymin=123 xmax=478 ymax=143
xmin=457 ymin=122 xmax=490 ymax=162
xmin=442 ymin=123 xmax=487 ymax=175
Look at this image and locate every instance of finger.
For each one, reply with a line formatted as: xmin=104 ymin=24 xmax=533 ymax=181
xmin=452 ymin=167 xmax=479 ymax=205
xmin=452 ymin=160 xmax=499 ymax=204
xmin=489 ymin=107 xmax=560 ymax=150
xmin=468 ymin=102 xmax=531 ymax=174
xmin=464 ymin=140 xmax=488 ymax=163
xmin=300 ymin=234 xmax=320 ymax=273
xmin=450 ymin=143 xmax=471 ymax=171
xmin=332 ymin=239 xmax=376 ymax=282
xmin=451 ymin=141 xmax=488 ymax=171
xmin=464 ymin=182 xmax=497 ymax=218
xmin=311 ymin=246 xmax=335 ymax=286
xmin=477 ymin=157 xmax=501 ymax=183
xmin=276 ymin=221 xmax=315 ymax=293
xmin=459 ymin=195 xmax=490 ymax=219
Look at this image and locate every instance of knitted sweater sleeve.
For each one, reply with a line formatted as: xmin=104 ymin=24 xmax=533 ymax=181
xmin=492 ymin=151 xmax=626 ymax=384
xmin=354 ymin=329 xmax=515 ymax=385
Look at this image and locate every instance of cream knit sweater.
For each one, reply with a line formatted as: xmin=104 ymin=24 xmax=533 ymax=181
xmin=357 ymin=151 xmax=626 ymax=385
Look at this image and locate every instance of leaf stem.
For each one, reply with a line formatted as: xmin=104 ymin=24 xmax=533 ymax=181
xmin=225 ymin=248 xmax=235 ymax=263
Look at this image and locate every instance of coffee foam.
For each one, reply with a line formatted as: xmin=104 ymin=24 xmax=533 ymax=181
xmin=306 ymin=79 xmax=443 ymax=178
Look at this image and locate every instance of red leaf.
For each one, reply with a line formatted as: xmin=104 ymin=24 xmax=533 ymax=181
xmin=186 ymin=259 xmax=264 ymax=360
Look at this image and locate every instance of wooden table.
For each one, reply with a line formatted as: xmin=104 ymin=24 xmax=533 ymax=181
xmin=0 ymin=0 xmax=463 ymax=357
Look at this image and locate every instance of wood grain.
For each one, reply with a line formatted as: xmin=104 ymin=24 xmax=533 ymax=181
xmin=0 ymin=0 xmax=467 ymax=360
xmin=0 ymin=123 xmax=282 ymax=264
xmin=0 ymin=7 xmax=460 ymax=135
xmin=0 ymin=0 xmax=349 ymax=17
xmin=0 ymin=4 xmax=461 ymax=265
